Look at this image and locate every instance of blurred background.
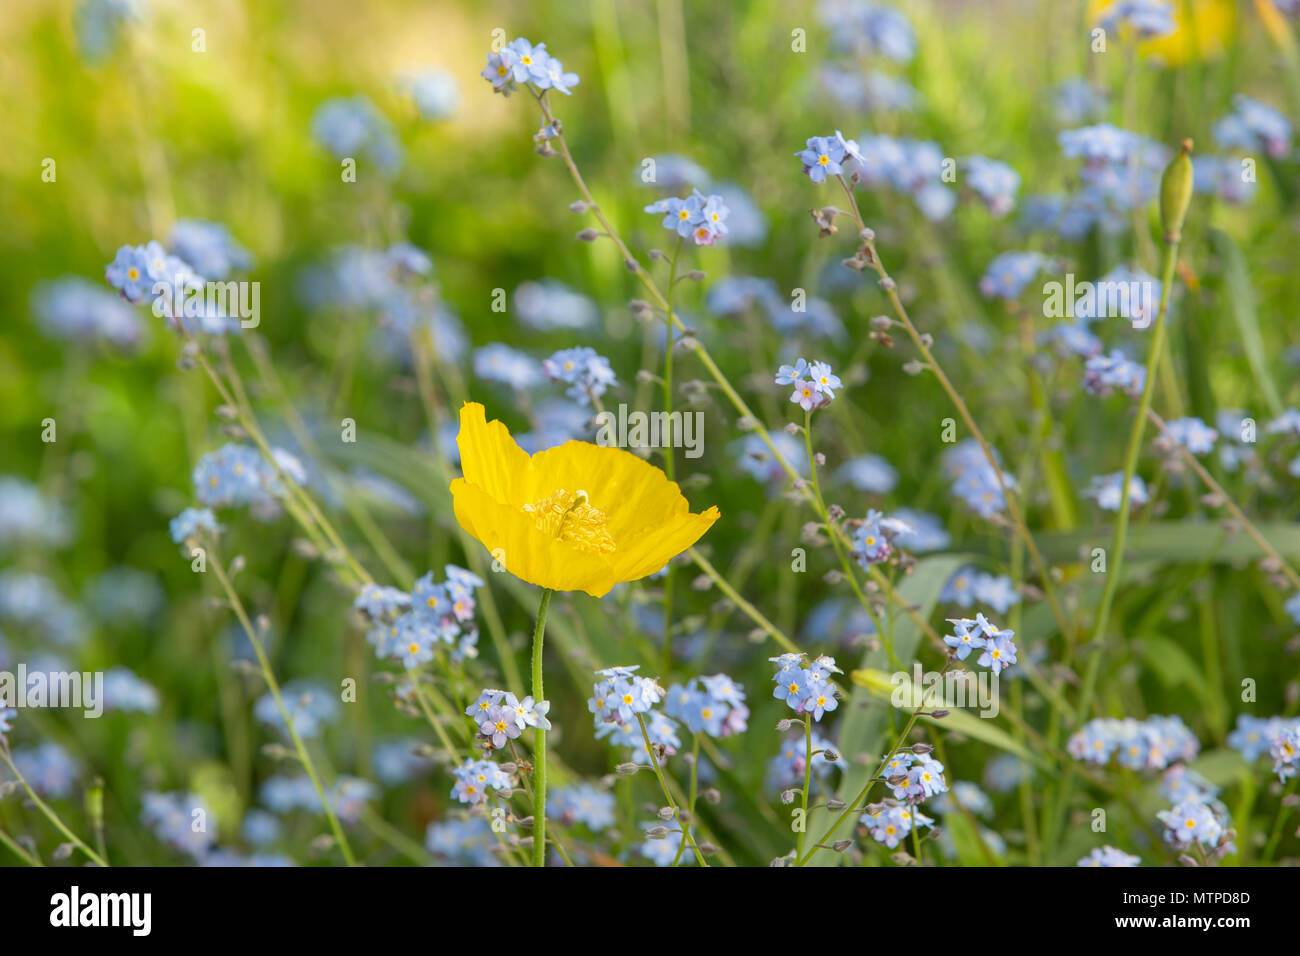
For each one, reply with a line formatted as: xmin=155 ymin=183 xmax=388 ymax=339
xmin=1 ymin=0 xmax=1298 ymax=866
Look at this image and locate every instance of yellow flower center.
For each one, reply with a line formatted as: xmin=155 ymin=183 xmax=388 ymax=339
xmin=817 ymin=154 xmax=830 ymax=165
xmin=127 ymin=267 xmax=140 ymax=281
xmin=523 ymin=488 xmax=616 ymax=554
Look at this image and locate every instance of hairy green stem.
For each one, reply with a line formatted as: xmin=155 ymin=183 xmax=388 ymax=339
xmin=797 ymin=713 xmax=813 ymax=859
xmin=1077 ymin=235 xmax=1182 ymax=722
xmin=636 ymin=713 xmax=708 ymax=866
xmin=0 ymin=746 xmax=107 ymax=867
xmin=531 ymin=588 xmax=553 ymax=867
xmin=209 ymin=549 xmax=356 ymax=865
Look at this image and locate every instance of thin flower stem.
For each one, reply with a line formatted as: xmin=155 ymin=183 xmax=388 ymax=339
xmin=796 ymin=668 xmax=944 ymax=867
xmin=662 ymin=237 xmax=684 ymax=675
xmin=408 ymin=326 xmax=526 ymax=694
xmin=803 ymin=409 xmax=822 ymax=501
xmin=1262 ymin=777 xmax=1298 ymax=862
xmin=0 ymin=745 xmax=107 ymax=867
xmin=533 ymin=90 xmax=816 ymax=503
xmin=507 ymin=739 xmax=576 ymax=868
xmin=805 ymin=410 xmax=893 ymax=663
xmin=531 ymin=588 xmax=553 ymax=867
xmin=192 ymin=332 xmax=480 ymax=779
xmin=240 ymin=335 xmax=415 ymax=586
xmin=835 ymin=176 xmax=1073 ymax=649
xmin=0 ymin=827 xmax=43 ymax=866
xmin=635 ymin=713 xmax=708 ymax=866
xmin=361 ymin=808 xmax=434 ymax=864
xmin=664 ymin=237 xmax=684 ymax=481
xmin=532 ymin=90 xmax=673 ymax=316
xmin=216 ymin=349 xmax=374 ymax=585
xmin=1147 ymin=408 xmax=1300 ymax=590
xmin=911 ymin=806 xmax=923 ymax=865
xmin=857 ymin=557 xmax=1074 ymax=729
xmin=797 ymin=713 xmax=813 ymax=859
xmin=532 ymin=93 xmax=925 ymax=678
xmin=1077 ymin=236 xmax=1182 ymax=723
xmin=185 ymin=335 xmax=373 ymax=586
xmin=208 ymin=549 xmax=357 ymax=865
xmin=488 ymin=795 xmax=532 ymax=868
xmin=406 ymin=670 xmax=460 ymax=758
xmin=671 ymin=733 xmax=702 ymax=867
xmin=688 ymin=547 xmax=800 ymax=652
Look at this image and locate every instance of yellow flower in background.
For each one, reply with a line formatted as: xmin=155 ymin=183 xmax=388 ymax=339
xmin=1088 ymin=0 xmax=1236 ymax=65
xmin=450 ymin=402 xmax=720 ymax=597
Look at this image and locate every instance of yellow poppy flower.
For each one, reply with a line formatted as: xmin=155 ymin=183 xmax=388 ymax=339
xmin=1087 ymin=0 xmax=1236 ymax=65
xmin=449 ymin=402 xmax=721 ymax=597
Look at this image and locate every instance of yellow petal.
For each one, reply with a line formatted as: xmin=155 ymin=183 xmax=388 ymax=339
xmin=609 ymin=506 xmax=721 ymax=583
xmin=456 ymin=402 xmax=531 ymax=505
xmin=523 ymin=439 xmax=693 ymax=540
xmin=1086 ymin=0 xmax=1235 ymax=65
xmin=451 ymin=477 xmax=617 ymax=596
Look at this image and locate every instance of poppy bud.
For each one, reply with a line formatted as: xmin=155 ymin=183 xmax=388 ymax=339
xmin=1160 ymin=138 xmax=1194 ymax=243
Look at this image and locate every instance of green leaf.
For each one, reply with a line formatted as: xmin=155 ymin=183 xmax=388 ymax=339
xmin=965 ymin=520 xmax=1300 ymax=567
xmin=849 ymin=668 xmax=1042 ymax=766
xmin=1211 ymin=228 xmax=1284 ymax=417
xmin=1132 ymin=635 xmax=1209 ymax=707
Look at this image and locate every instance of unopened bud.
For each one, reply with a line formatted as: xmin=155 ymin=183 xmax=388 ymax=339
xmin=1160 ymin=138 xmax=1194 ymax=243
